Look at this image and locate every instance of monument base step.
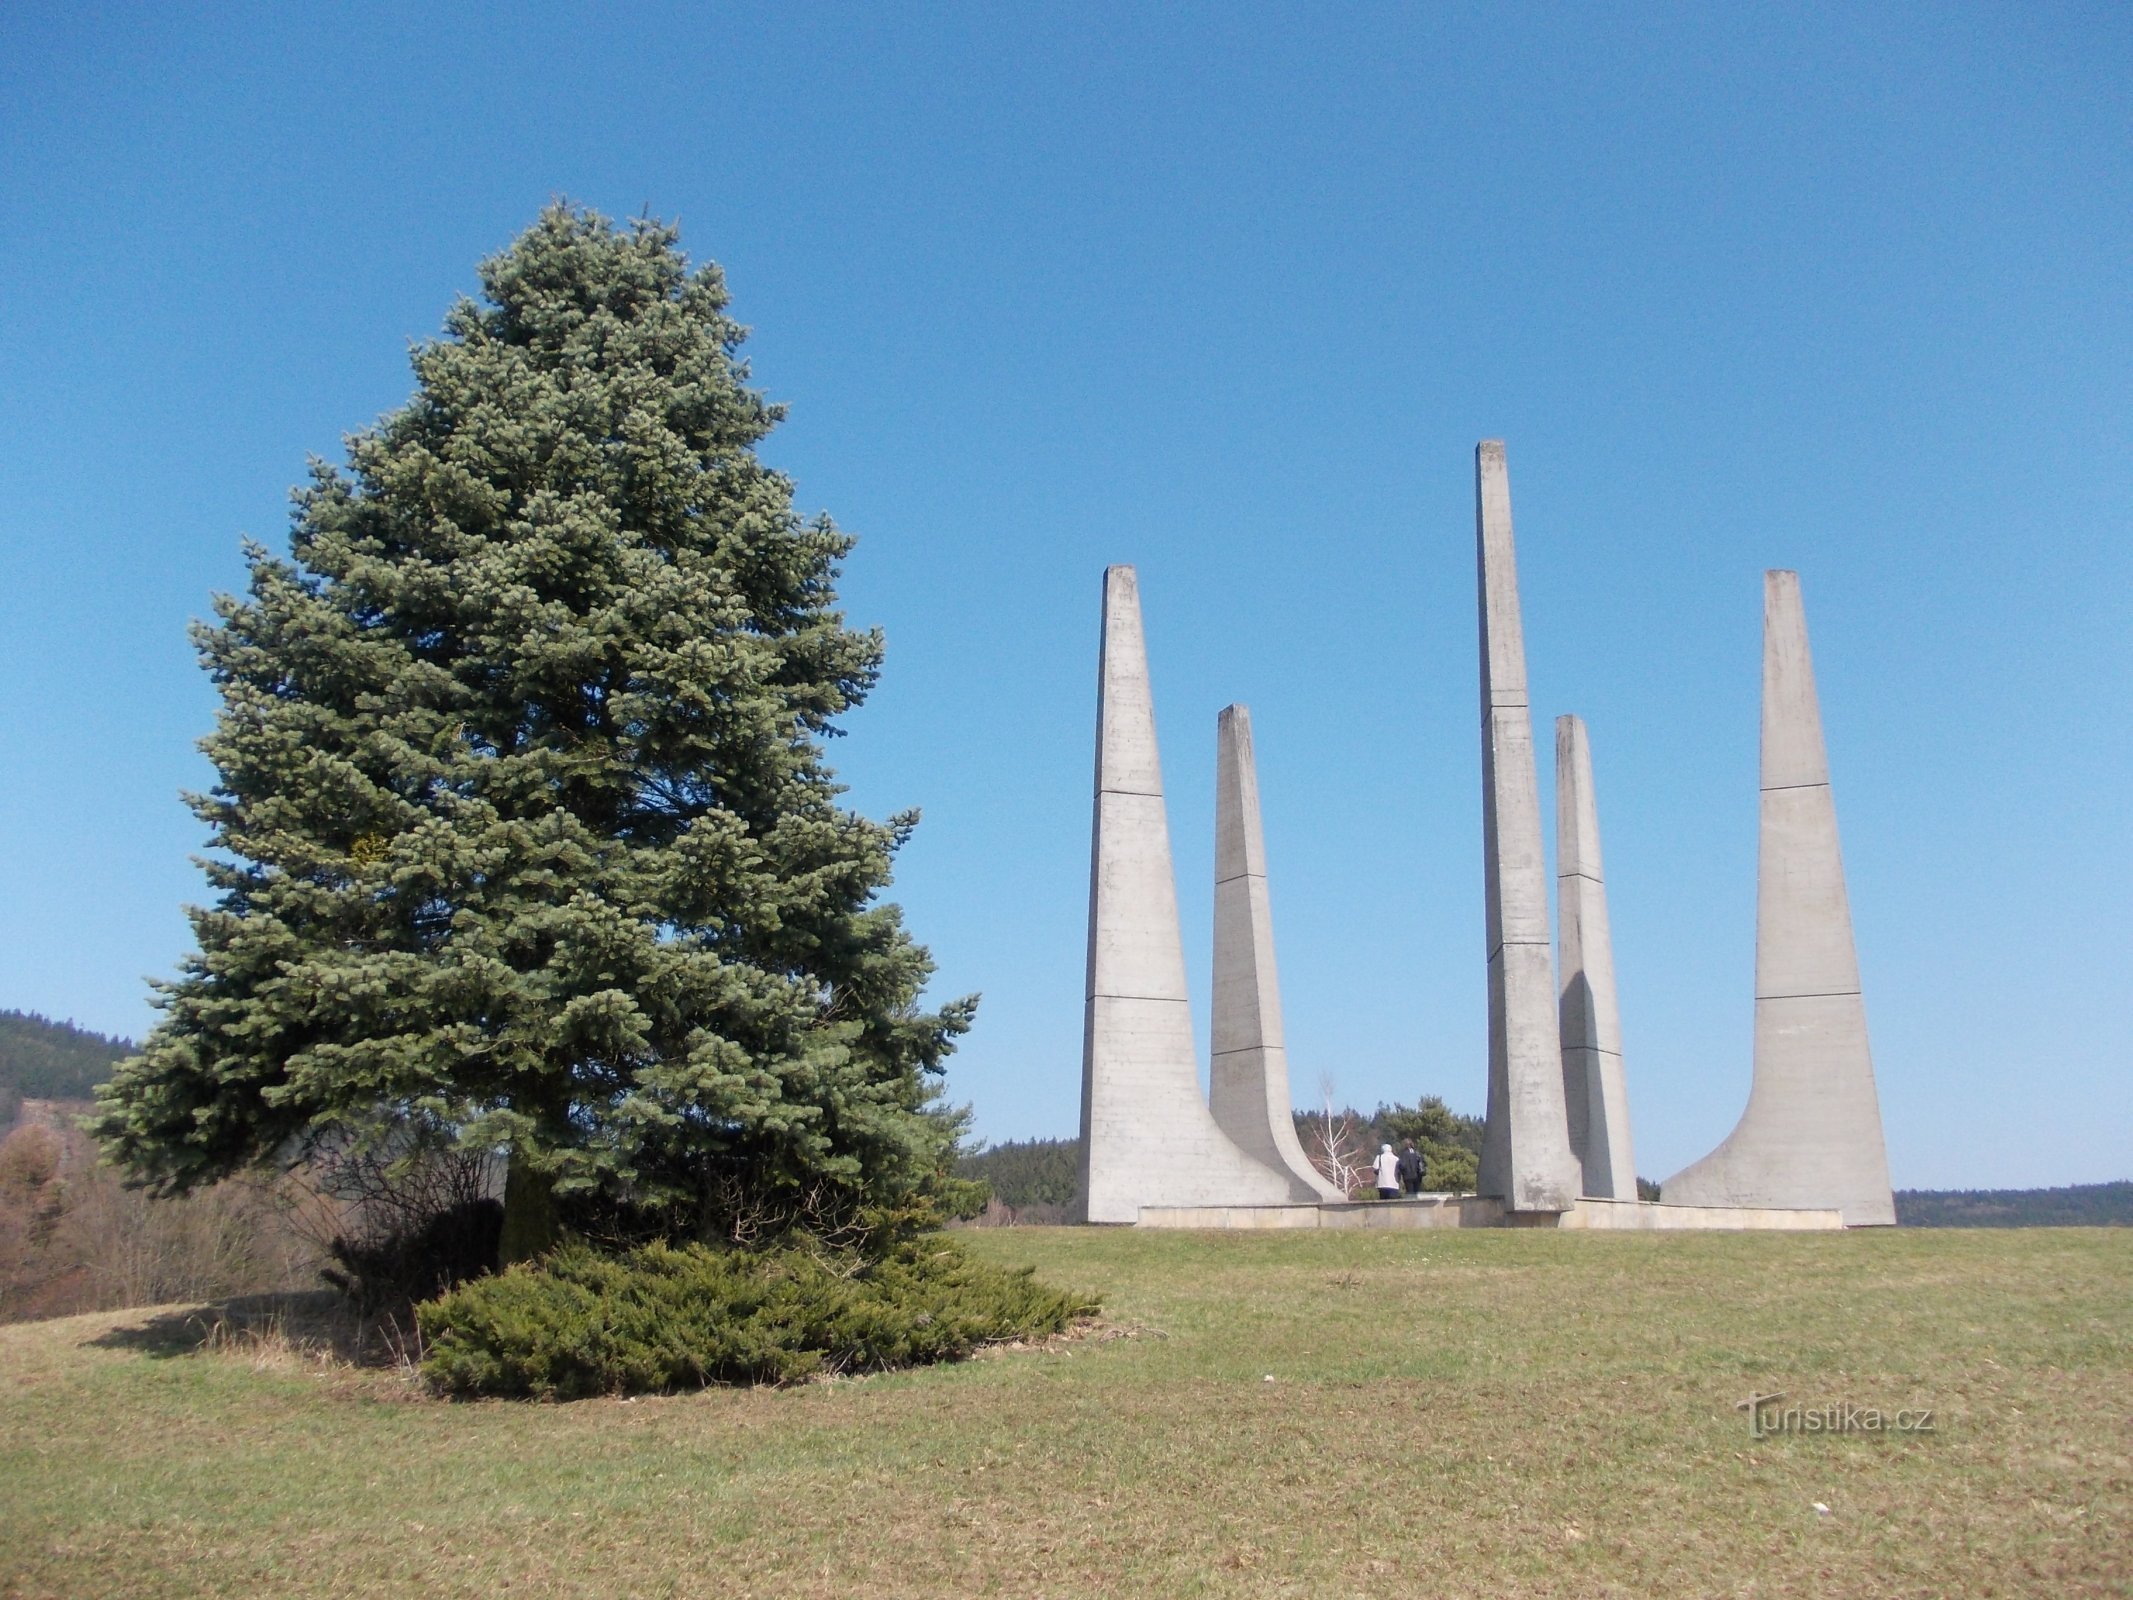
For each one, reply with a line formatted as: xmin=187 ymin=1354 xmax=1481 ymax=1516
xmin=1132 ymin=1195 xmax=1845 ymax=1231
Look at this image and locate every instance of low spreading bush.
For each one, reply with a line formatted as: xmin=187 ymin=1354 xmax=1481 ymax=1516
xmin=416 ymin=1230 xmax=1097 ymax=1399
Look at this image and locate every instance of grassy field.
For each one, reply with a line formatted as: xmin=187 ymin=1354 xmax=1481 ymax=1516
xmin=2 ymin=1226 xmax=2127 ymax=1598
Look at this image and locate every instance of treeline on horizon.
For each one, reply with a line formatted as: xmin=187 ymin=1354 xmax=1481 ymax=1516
xmin=959 ymin=1116 xmax=2133 ymax=1228
xmin=958 ymin=1099 xmax=1491 ymax=1217
xmin=1895 ymin=1182 xmax=2133 ymax=1228
xmin=0 ymin=1011 xmax=134 ymax=1129
xmin=5 ymin=1015 xmax=2128 ymax=1229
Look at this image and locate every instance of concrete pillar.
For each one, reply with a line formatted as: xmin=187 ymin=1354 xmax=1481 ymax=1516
xmin=1076 ymin=567 xmax=1294 ymax=1223
xmin=1473 ymin=442 xmax=1582 ymax=1212
xmin=1662 ymin=571 xmax=1896 ymax=1225
xmin=1210 ymin=704 xmax=1347 ymax=1203
xmin=1555 ymin=714 xmax=1639 ymax=1199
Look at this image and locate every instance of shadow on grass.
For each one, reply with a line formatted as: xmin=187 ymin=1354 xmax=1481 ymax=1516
xmin=86 ymin=1289 xmax=421 ymax=1368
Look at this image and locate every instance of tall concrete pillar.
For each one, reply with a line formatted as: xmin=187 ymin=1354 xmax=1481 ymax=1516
xmin=1662 ymin=571 xmax=1896 ymax=1225
xmin=1210 ymin=704 xmax=1347 ymax=1203
xmin=1473 ymin=442 xmax=1582 ymax=1212
xmin=1555 ymin=714 xmax=1639 ymax=1200
xmin=1076 ymin=567 xmax=1294 ymax=1223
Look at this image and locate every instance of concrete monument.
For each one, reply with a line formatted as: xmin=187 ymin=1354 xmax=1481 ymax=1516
xmin=1209 ymin=704 xmax=1346 ymax=1203
xmin=1473 ymin=441 xmax=1583 ymax=1212
xmin=1555 ymin=713 xmax=1638 ymax=1199
xmin=1076 ymin=567 xmax=1294 ymax=1223
xmin=1662 ymin=571 xmax=1896 ymax=1225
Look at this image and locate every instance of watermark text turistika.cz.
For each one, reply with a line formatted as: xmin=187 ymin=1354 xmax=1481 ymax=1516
xmin=1736 ymin=1392 xmax=1936 ymax=1438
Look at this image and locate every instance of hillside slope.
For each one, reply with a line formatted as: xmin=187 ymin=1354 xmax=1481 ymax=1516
xmin=0 ymin=1011 xmax=132 ymax=1126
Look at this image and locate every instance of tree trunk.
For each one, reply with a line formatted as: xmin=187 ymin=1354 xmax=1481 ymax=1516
xmin=499 ymin=1158 xmax=559 ymax=1266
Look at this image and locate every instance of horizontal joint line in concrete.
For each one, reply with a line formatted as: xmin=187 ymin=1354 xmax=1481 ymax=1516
xmin=1088 ymin=991 xmax=1193 ymax=1004
xmin=1754 ymin=987 xmax=1864 ymax=1001
xmin=1485 ymin=938 xmax=1552 ymax=961
xmin=1097 ymin=786 xmax=1165 ymax=798
xmin=1760 ymin=780 xmax=1832 ymax=794
xmin=1212 ymin=871 xmax=1267 ymax=888
xmin=1560 ymin=869 xmax=1604 ymax=885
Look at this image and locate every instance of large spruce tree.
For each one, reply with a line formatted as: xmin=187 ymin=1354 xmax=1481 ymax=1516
xmin=96 ymin=205 xmax=971 ymax=1246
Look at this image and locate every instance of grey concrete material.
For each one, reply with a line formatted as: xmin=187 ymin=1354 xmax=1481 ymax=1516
xmin=1562 ymin=1198 xmax=1842 ymax=1231
xmin=1555 ymin=714 xmax=1639 ymax=1200
xmin=1135 ymin=1202 xmax=1336 ymax=1231
xmin=1085 ymin=790 xmax=1194 ymax=1001
xmin=1081 ymin=996 xmax=1288 ymax=1222
xmin=1664 ymin=988 xmax=1894 ymax=1226
xmin=1757 ymin=571 xmax=1833 ymax=792
xmin=1133 ymin=1197 xmax=1843 ymax=1231
xmin=1137 ymin=1197 xmax=1491 ymax=1231
xmin=1751 ymin=784 xmax=1869 ymax=1001
xmin=1208 ymin=704 xmax=1346 ymax=1203
xmin=1662 ymin=571 xmax=1896 ymax=1227
xmin=1473 ymin=441 xmax=1583 ymax=1212
xmin=1076 ymin=567 xmax=1296 ymax=1223
xmin=1322 ymin=1199 xmax=1491 ymax=1230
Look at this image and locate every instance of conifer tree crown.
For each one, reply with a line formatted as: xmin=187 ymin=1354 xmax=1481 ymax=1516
xmin=96 ymin=204 xmax=972 ymax=1233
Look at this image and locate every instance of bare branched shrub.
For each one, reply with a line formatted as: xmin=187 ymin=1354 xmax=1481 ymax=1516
xmin=295 ymin=1134 xmax=502 ymax=1316
xmin=0 ymin=1126 xmax=69 ymax=1318
xmin=692 ymin=1170 xmax=903 ymax=1252
xmin=959 ymin=1196 xmax=1072 ymax=1228
xmin=298 ymin=1136 xmax=495 ymax=1249
xmin=0 ymin=1115 xmax=333 ymax=1321
xmin=51 ymin=1167 xmax=327 ymax=1312
xmin=1304 ymin=1075 xmax=1371 ymax=1199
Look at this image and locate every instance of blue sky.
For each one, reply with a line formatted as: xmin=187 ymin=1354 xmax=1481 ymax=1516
xmin=2 ymin=3 xmax=2126 ymax=1188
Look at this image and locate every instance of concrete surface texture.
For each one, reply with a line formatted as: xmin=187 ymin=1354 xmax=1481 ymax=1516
xmin=1076 ymin=567 xmax=1295 ymax=1223
xmin=1208 ymin=704 xmax=1347 ymax=1202
xmin=1555 ymin=714 xmax=1640 ymax=1199
xmin=1134 ymin=1197 xmax=1844 ymax=1231
xmin=1662 ymin=571 xmax=1897 ymax=1226
xmin=1472 ymin=442 xmax=1583 ymax=1212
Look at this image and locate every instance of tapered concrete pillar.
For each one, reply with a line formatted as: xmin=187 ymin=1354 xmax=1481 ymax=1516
xmin=1210 ymin=704 xmax=1346 ymax=1203
xmin=1076 ymin=568 xmax=1294 ymax=1223
xmin=1556 ymin=714 xmax=1639 ymax=1199
xmin=1473 ymin=442 xmax=1582 ymax=1212
xmin=1663 ymin=572 xmax=1895 ymax=1225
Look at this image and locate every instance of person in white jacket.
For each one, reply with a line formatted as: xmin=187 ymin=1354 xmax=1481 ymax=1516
xmin=1372 ymin=1143 xmax=1401 ymax=1200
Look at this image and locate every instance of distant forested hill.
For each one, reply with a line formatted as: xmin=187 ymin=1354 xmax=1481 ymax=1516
xmin=957 ymin=1138 xmax=1080 ymax=1214
xmin=0 ymin=1011 xmax=134 ymax=1126
xmin=1896 ymin=1182 xmax=2133 ymax=1227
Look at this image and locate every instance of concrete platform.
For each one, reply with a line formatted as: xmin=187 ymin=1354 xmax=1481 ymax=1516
xmin=1134 ymin=1196 xmax=1845 ymax=1231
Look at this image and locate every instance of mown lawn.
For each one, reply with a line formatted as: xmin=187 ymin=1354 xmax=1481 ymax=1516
xmin=1 ymin=1226 xmax=2126 ymax=1598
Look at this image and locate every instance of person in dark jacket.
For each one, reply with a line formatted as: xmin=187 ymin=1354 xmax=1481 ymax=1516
xmin=1396 ymin=1142 xmax=1426 ymax=1197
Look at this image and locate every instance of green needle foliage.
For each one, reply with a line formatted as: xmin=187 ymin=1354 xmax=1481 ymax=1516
xmin=419 ymin=1230 xmax=1098 ymax=1398
xmin=95 ymin=203 xmax=974 ymax=1245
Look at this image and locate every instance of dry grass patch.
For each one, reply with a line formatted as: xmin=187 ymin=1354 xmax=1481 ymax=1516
xmin=1 ymin=1227 xmax=2127 ymax=1598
